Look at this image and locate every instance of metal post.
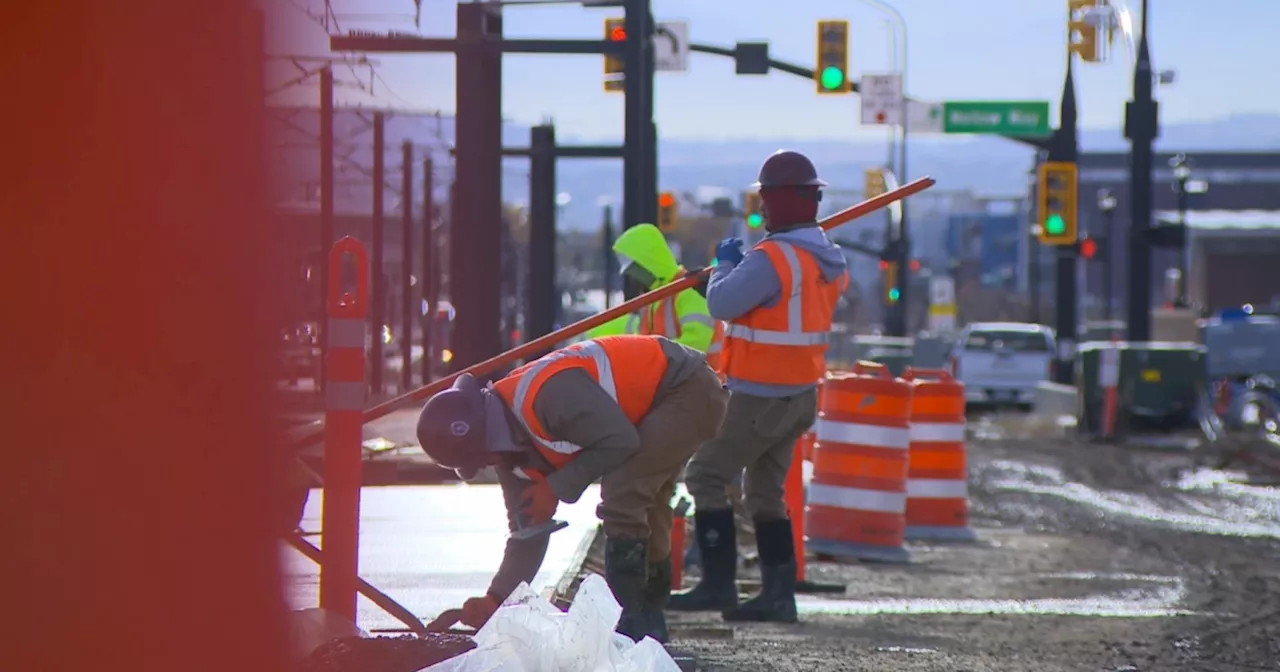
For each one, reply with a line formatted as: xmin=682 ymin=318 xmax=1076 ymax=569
xmin=369 ymin=112 xmax=385 ymax=395
xmin=318 ymin=66 xmax=334 ymax=389
xmin=452 ymin=2 xmax=505 ymax=373
xmin=1175 ymin=174 xmax=1189 ymax=305
xmin=1099 ymin=193 xmax=1116 ymax=322
xmin=528 ymin=125 xmax=557 ymax=351
xmin=400 ymin=141 xmax=414 ymax=393
xmin=1125 ymin=0 xmax=1156 ymax=342
xmin=622 ymin=0 xmax=654 ymax=230
xmin=420 ymin=156 xmax=434 ymax=384
xmin=1028 ymin=235 xmax=1041 ymax=323
xmin=1049 ymin=61 xmax=1080 ymax=385
xmin=602 ymin=204 xmax=616 ymax=308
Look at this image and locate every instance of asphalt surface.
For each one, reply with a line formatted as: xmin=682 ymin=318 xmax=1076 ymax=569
xmin=668 ymin=428 xmax=1280 ymax=671
xmin=282 ymin=484 xmax=602 ymax=632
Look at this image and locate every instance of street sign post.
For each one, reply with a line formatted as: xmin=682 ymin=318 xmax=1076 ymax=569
xmin=941 ymin=101 xmax=1051 ymax=136
xmin=860 ymin=73 xmax=903 ymax=126
xmin=654 ymin=21 xmax=688 ymax=72
xmin=928 ymin=276 xmax=957 ymax=332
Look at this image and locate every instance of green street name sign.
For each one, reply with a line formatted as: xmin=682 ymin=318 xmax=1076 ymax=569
xmin=942 ymin=101 xmax=1051 ymax=136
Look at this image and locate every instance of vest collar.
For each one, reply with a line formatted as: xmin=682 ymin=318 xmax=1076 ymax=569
xmin=482 ymin=386 xmax=528 ymax=454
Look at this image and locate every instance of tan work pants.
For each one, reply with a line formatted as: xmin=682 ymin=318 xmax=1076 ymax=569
xmin=685 ymin=388 xmax=818 ymax=522
xmin=598 ymin=365 xmax=729 ymax=559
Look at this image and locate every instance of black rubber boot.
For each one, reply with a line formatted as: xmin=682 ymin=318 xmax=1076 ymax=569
xmin=722 ymin=518 xmax=798 ymax=623
xmin=643 ymin=555 xmax=672 ymax=643
xmin=604 ymin=537 xmax=651 ymax=641
xmin=668 ymin=508 xmax=739 ymax=611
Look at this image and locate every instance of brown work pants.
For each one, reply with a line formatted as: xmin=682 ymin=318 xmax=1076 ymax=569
xmin=685 ymin=387 xmax=818 ymax=522
xmin=598 ymin=365 xmax=729 ymax=560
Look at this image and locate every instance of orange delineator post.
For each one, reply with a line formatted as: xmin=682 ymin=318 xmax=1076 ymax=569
xmin=670 ymin=509 xmax=686 ymax=590
xmin=288 ymin=178 xmax=939 ymax=451
xmin=901 ymin=368 xmax=976 ymax=542
xmin=319 ymin=236 xmax=369 ymax=622
xmin=806 ymin=362 xmax=914 ymax=564
xmin=783 ymin=433 xmax=806 ymax=580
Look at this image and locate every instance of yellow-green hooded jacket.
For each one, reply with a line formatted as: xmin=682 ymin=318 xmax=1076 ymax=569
xmin=584 ymin=223 xmax=717 ymax=354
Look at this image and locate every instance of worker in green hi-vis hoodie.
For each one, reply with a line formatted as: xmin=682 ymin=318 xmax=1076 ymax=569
xmin=585 ymin=223 xmax=722 ymax=368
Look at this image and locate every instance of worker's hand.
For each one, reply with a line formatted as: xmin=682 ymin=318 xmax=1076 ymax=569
xmin=460 ymin=594 xmax=500 ymax=629
xmin=715 ymin=238 xmax=745 ymax=266
xmin=517 ymin=476 xmax=558 ymax=528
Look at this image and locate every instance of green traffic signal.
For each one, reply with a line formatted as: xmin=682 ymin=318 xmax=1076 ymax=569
xmin=747 ymin=213 xmax=763 ymax=228
xmin=819 ymin=66 xmax=844 ymax=90
xmin=888 ymin=287 xmax=900 ymax=302
xmin=1044 ymin=213 xmax=1066 ymax=236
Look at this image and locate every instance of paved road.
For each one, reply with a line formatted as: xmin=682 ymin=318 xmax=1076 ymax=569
xmin=283 ymin=484 xmax=602 ymax=632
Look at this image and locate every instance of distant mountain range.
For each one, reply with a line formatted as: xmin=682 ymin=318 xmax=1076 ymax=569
xmin=269 ymin=108 xmax=1280 ymax=232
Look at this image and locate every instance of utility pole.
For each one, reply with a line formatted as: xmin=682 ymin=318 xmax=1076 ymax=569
xmin=527 ymin=124 xmax=557 ymax=357
xmin=1048 ymin=62 xmax=1080 ymax=384
xmin=399 ymin=141 xmax=414 ymax=393
xmin=420 ymin=156 xmax=434 ymax=385
xmin=318 ymin=66 xmax=334 ymax=390
xmin=369 ymin=111 xmax=385 ymax=395
xmin=623 ymin=0 xmax=657 ymax=230
xmin=1125 ymin=0 xmax=1157 ymax=342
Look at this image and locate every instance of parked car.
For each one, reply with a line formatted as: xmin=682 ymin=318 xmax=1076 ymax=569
xmin=949 ymin=322 xmax=1055 ymax=409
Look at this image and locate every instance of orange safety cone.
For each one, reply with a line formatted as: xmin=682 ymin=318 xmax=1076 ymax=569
xmin=669 ymin=498 xmax=690 ymax=590
xmin=785 ymin=430 xmax=845 ymax=593
xmin=805 ymin=362 xmax=913 ymax=564
xmin=901 ymin=368 xmax=977 ymax=542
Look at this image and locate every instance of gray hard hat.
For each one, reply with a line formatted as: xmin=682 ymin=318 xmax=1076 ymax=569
xmin=750 ymin=150 xmax=828 ymax=190
xmin=416 ymin=373 xmax=489 ymax=479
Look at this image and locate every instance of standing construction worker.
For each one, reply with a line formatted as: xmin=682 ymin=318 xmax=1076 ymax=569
xmin=415 ymin=335 xmax=728 ymax=643
xmin=585 ymin=223 xmax=724 ymax=369
xmin=669 ymin=150 xmax=848 ymax=623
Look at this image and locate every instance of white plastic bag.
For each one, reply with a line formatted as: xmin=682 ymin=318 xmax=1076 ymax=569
xmin=420 ymin=575 xmax=681 ymax=672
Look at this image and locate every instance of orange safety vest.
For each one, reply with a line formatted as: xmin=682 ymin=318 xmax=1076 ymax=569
xmin=492 ymin=335 xmax=668 ymax=479
xmin=720 ymin=240 xmax=847 ymax=386
xmin=636 ymin=270 xmax=726 ymax=371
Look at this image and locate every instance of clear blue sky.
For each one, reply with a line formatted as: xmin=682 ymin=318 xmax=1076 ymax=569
xmin=266 ymin=0 xmax=1279 ymax=141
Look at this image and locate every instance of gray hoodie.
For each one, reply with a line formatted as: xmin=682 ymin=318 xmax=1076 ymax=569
xmin=705 ymin=223 xmax=848 ymax=397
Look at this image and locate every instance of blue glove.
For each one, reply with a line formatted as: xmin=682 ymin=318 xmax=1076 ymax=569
xmin=715 ymin=238 xmax=744 ymax=266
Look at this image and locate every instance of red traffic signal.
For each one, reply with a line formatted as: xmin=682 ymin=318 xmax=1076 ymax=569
xmin=609 ymin=25 xmax=626 ymax=41
xmin=909 ymin=258 xmax=921 ymax=272
xmin=1079 ymin=236 xmax=1097 ymax=260
xmin=658 ymin=192 xmax=675 ymax=208
xmin=878 ymin=260 xmax=889 ymax=270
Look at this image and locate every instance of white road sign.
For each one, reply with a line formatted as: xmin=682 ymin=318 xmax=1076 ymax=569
xmin=860 ymin=73 xmax=903 ymax=126
xmin=907 ymin=100 xmax=944 ymax=134
xmin=929 ymin=276 xmax=955 ymax=305
xmin=654 ymin=21 xmax=689 ymax=72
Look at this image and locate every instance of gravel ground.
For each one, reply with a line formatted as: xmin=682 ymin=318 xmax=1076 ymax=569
xmin=669 ymin=432 xmax=1280 ymax=671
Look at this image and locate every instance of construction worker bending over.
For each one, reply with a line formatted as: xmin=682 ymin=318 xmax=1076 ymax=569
xmin=670 ymin=150 xmax=848 ymax=623
xmin=585 ymin=223 xmax=725 ymax=370
xmin=416 ymin=334 xmax=728 ymax=643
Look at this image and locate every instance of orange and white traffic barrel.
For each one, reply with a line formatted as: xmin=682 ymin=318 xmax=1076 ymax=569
xmin=805 ymin=361 xmax=913 ymax=564
xmin=901 ymin=368 xmax=976 ymax=542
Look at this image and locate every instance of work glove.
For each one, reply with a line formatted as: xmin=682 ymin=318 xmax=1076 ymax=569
xmin=461 ymin=594 xmax=500 ymax=629
xmin=715 ymin=237 xmax=745 ymax=266
xmin=517 ymin=474 xmax=558 ymax=529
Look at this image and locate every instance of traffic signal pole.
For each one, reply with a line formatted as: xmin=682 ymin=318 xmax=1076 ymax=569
xmin=1125 ymin=0 xmax=1157 ymax=342
xmin=527 ymin=125 xmax=557 ymax=356
xmin=1047 ymin=62 xmax=1080 ymax=384
xmin=624 ymin=0 xmax=657 ymax=230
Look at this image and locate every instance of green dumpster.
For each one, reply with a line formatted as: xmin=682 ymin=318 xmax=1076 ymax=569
xmin=1076 ymin=341 xmax=1207 ymax=436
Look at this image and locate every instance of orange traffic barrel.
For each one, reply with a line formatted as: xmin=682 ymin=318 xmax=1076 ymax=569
xmin=901 ymin=368 xmax=976 ymax=541
xmin=805 ymin=361 xmax=913 ymax=564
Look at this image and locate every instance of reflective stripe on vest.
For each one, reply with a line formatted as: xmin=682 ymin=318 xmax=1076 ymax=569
xmin=640 ymin=296 xmax=681 ymax=339
xmin=507 ymin=340 xmax=618 ymax=458
xmin=722 ymin=242 xmax=830 ymax=347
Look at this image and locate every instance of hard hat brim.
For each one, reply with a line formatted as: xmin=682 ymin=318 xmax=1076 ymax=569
xmin=750 ymin=178 xmax=828 ymax=189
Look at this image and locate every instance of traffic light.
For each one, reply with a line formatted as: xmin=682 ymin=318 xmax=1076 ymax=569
xmin=1036 ymin=161 xmax=1078 ymax=245
xmin=744 ymin=190 xmax=764 ymax=228
xmin=1078 ymin=235 xmax=1097 ymax=260
xmin=864 ymin=168 xmax=887 ymax=198
xmin=603 ymin=18 xmax=625 ymax=92
xmin=815 ymin=20 xmax=849 ymax=95
xmin=657 ymin=191 xmax=678 ymax=231
xmin=1067 ymin=0 xmax=1100 ymax=63
xmin=882 ymin=261 xmax=899 ymax=303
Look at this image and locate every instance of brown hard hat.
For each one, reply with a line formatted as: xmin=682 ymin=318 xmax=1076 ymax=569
xmin=750 ymin=149 xmax=828 ymax=190
xmin=416 ymin=373 xmax=489 ymax=479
